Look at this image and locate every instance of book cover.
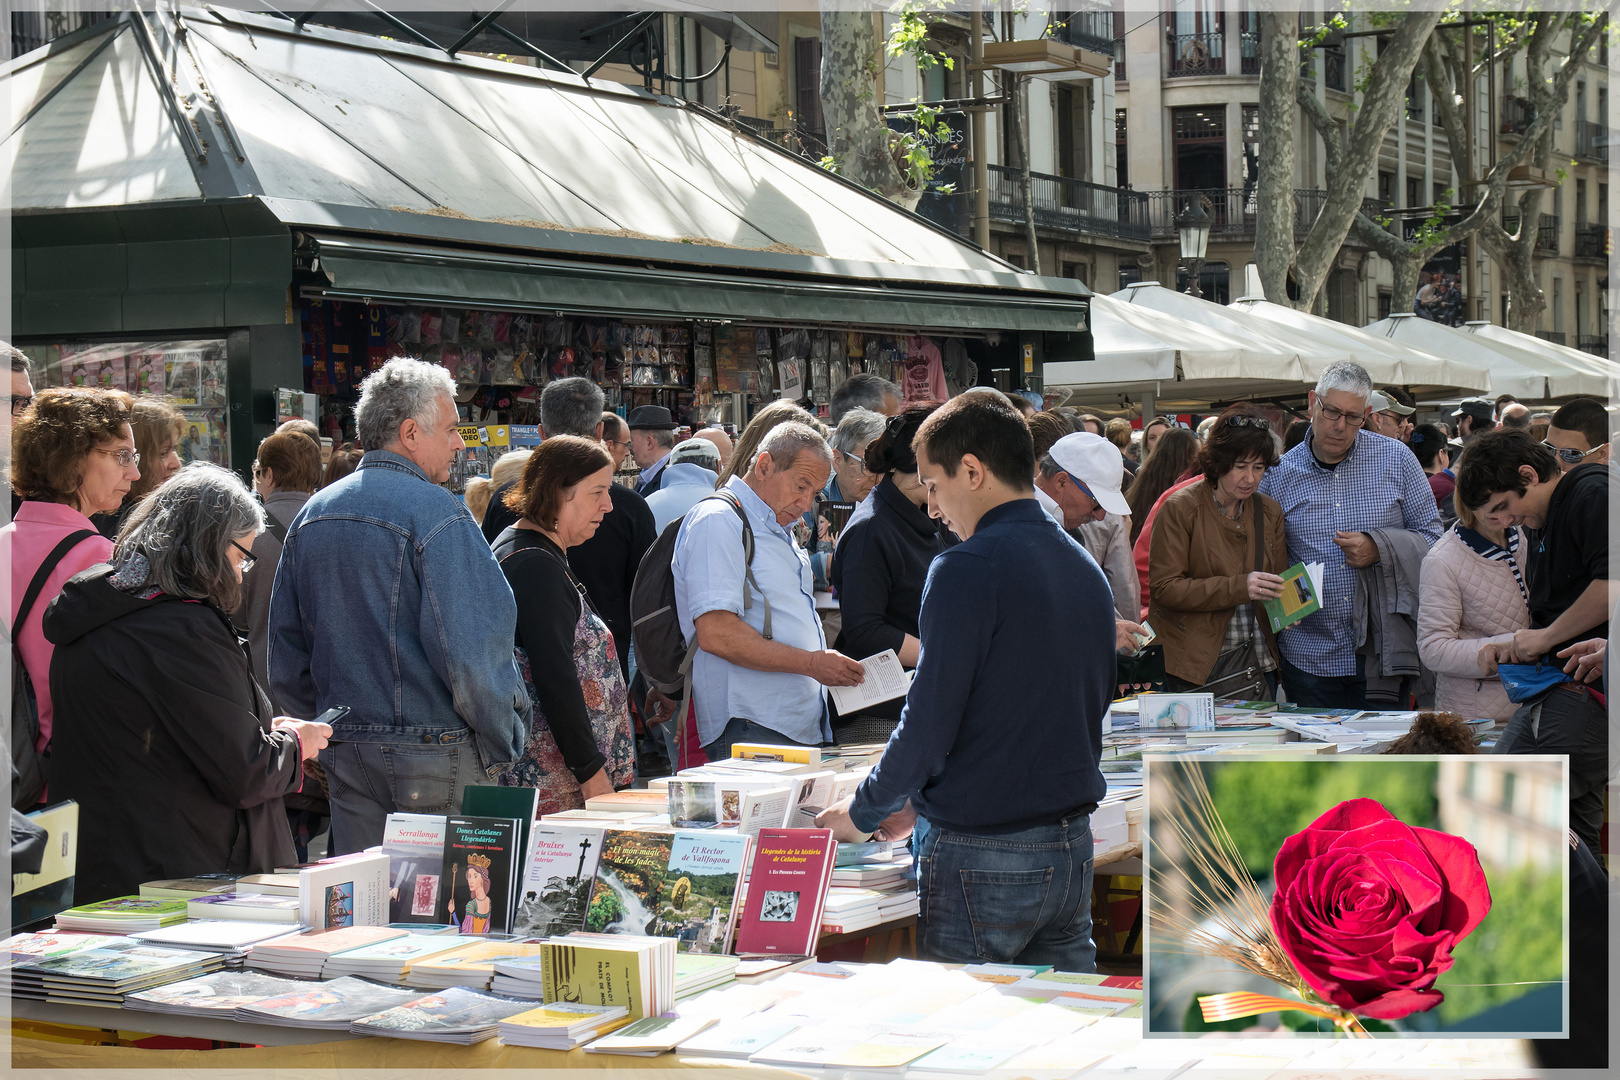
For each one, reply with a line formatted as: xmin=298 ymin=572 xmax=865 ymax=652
xmin=460 ymin=786 xmax=538 ymax=880
xmin=236 ymin=976 xmax=424 ymax=1026
xmin=441 ymin=816 xmax=522 ymax=935
xmin=736 ymin=787 xmax=791 ymax=838
xmin=1138 ymin=693 xmax=1216 ymax=731
xmin=21 ymin=941 xmax=215 ymax=984
xmin=666 ymin=780 xmax=720 ymax=828
xmin=733 ymin=829 xmax=836 ymax=957
xmin=138 ymin=877 xmax=240 ymax=900
xmin=297 ymin=852 xmax=390 ymax=930
xmin=514 ymin=825 xmax=605 ymax=938
xmin=0 ymin=931 xmax=105 ymax=969
xmin=584 ymin=1014 xmax=716 ymax=1054
xmin=585 ymin=830 xmax=748 ymax=953
xmin=252 ymin=925 xmax=408 ymax=957
xmin=1262 ymin=561 xmax=1323 ymax=633
xmin=537 ymin=939 xmax=654 ymax=1018
xmin=349 ymin=986 xmax=533 ymax=1036
xmin=380 ymin=813 xmax=448 ymax=923
xmin=60 ymin=896 xmax=187 ymax=920
xmin=124 ymin=970 xmax=304 ymax=1013
xmin=187 ymin=893 xmax=302 ymax=922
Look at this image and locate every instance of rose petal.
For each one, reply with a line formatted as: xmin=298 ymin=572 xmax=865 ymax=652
xmin=1409 ymin=825 xmax=1493 ymax=937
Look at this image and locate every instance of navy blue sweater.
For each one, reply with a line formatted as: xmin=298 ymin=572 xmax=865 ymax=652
xmin=849 ymin=498 xmax=1113 ymax=835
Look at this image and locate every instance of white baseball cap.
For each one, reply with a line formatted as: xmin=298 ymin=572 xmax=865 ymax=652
xmin=1046 ymin=432 xmax=1131 ymax=516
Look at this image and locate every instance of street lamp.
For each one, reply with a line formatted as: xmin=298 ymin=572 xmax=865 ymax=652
xmin=1176 ymin=197 xmax=1212 ymax=299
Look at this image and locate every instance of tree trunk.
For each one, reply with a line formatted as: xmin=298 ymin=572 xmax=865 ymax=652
xmin=1006 ymin=72 xmax=1041 ymax=274
xmin=1254 ymin=8 xmax=1298 ymax=305
xmin=819 ymin=10 xmax=921 ymax=208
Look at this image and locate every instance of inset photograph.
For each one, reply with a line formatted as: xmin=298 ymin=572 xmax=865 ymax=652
xmin=1145 ymin=756 xmax=1570 ymax=1038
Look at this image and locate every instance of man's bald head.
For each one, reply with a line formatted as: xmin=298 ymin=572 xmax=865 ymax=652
xmin=693 ymin=427 xmax=733 ymax=470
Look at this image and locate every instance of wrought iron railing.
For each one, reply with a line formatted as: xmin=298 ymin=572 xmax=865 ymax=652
xmin=1502 ymin=213 xmax=1560 ymax=252
xmin=1167 ymin=31 xmax=1225 ymax=77
xmin=1500 ymin=96 xmax=1536 ymax=135
xmin=1578 ymin=335 xmax=1609 ymax=356
xmin=1053 ymin=9 xmax=1116 ymax=57
xmin=1535 ymin=330 xmax=1567 ymax=346
xmin=1239 ymin=30 xmax=1259 ymax=74
xmin=986 ymin=165 xmax=1151 ymax=241
xmin=1575 ymin=224 xmax=1609 ymax=258
xmin=1145 ymin=187 xmax=1328 ymax=238
xmin=1575 ymin=120 xmax=1608 ymax=162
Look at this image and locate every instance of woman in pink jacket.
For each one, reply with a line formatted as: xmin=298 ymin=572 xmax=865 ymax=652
xmin=1415 ymin=491 xmax=1530 ymax=723
xmin=3 ymin=387 xmax=141 ymax=802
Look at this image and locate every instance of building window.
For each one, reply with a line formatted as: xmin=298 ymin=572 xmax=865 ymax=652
xmin=794 ymin=36 xmax=824 ymax=141
xmin=1434 ymin=181 xmax=1449 ymax=206
xmin=1405 ymin=175 xmax=1423 ymax=208
xmin=1500 ymin=770 xmax=1516 ymax=812
xmin=1172 ymin=106 xmax=1226 ymax=190
xmin=1116 ymin=108 xmax=1129 ymax=188
xmin=1241 ymin=104 xmax=1260 ymax=197
xmin=1378 ymin=171 xmax=1394 ymax=205
xmin=1378 ymin=290 xmax=1393 ymax=319
xmin=1176 ymin=261 xmax=1231 ymax=303
xmin=1119 ymin=263 xmax=1143 ymax=291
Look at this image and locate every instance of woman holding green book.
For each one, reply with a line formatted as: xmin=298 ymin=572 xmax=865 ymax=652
xmin=1147 ymin=406 xmax=1289 ymax=698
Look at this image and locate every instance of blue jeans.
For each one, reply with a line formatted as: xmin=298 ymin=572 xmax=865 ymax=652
xmin=916 ymin=815 xmax=1097 ymax=971
xmin=701 ymin=717 xmax=817 ymax=763
xmin=322 ymin=736 xmax=476 ymax=855
xmin=1278 ymin=653 xmax=1369 ymax=710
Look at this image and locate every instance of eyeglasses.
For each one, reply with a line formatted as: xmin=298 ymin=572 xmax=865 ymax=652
xmin=230 ymin=539 xmax=256 ymax=573
xmin=839 ymin=449 xmax=874 ymax=474
xmin=9 ymin=395 xmax=33 ymax=417
xmin=1315 ymin=403 xmax=1367 ymax=428
xmin=93 ymin=447 xmax=141 ymax=468
xmin=1541 ymin=440 xmax=1607 ymax=465
xmin=1225 ymin=416 xmax=1271 ymax=431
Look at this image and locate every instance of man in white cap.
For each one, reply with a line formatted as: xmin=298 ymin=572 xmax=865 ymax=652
xmin=1035 ymin=432 xmax=1148 ymax=651
xmin=1365 ymin=391 xmax=1415 ymax=442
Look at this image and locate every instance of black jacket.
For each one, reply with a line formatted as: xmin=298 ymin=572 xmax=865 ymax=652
xmin=829 ymin=477 xmax=945 ymax=723
xmin=44 ymin=565 xmax=302 ymax=903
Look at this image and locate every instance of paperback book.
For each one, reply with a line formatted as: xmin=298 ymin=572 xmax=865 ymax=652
xmin=496 ymin=1001 xmax=632 ymax=1049
xmin=298 ymin=852 xmax=390 ymax=930
xmin=585 ymin=829 xmax=750 ymax=954
xmin=236 ymin=975 xmax=427 ymax=1029
xmin=380 ymin=813 xmax=448 ymax=924
xmin=1262 ymin=561 xmax=1323 ymax=633
xmin=348 ymin=985 xmax=537 ymax=1043
xmin=530 ymin=933 xmax=675 ymax=1020
xmin=124 ymin=970 xmax=306 ymax=1016
xmin=734 ymin=829 xmax=836 ymax=957
xmin=513 ymin=825 xmax=604 ymax=938
xmin=187 ymin=892 xmax=303 ymax=923
xmin=137 ymin=876 xmax=240 ymax=900
xmin=54 ymin=896 xmax=188 ymax=932
xmin=441 ymin=816 xmax=523 ymax=935
xmin=323 ymin=933 xmax=481 ymax=982
xmin=406 ymin=940 xmax=548 ymax=990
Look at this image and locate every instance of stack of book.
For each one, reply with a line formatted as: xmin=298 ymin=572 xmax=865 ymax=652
xmin=235 ymin=976 xmax=426 ymax=1029
xmin=828 ymin=853 xmax=912 ymax=890
xmin=584 ymin=1014 xmax=718 ymax=1056
xmin=124 ymin=970 xmax=306 ymax=1017
xmin=234 ymin=872 xmax=300 ymax=897
xmin=137 ymin=875 xmax=240 ymax=900
xmin=406 ymin=940 xmax=548 ymax=990
xmin=496 ymin=1001 xmax=631 ymax=1049
xmin=674 ymin=953 xmax=739 ymax=998
xmin=0 ymin=930 xmax=107 ymax=970
xmin=54 ymin=896 xmax=189 ymax=933
xmin=11 ymin=938 xmax=224 ymax=1004
xmin=187 ymin=893 xmax=303 ymax=923
xmin=129 ymin=920 xmax=298 ymax=968
xmin=245 ymin=926 xmax=409 ymax=978
xmin=322 ymin=933 xmax=481 ymax=982
xmin=527 ymin=933 xmax=676 ymax=1020
xmin=348 ymin=986 xmax=539 ymax=1043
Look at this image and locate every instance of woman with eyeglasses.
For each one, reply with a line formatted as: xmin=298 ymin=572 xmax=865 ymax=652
xmin=807 ymin=408 xmax=888 ymax=595
xmin=1147 ymin=406 xmax=1289 ymax=697
xmin=43 ymin=464 xmax=331 ymax=901
xmin=90 ymin=397 xmax=186 ymax=539
xmin=2 ymin=387 xmax=140 ymax=806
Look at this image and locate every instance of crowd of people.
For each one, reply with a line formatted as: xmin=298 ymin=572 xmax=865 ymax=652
xmin=2 ymin=342 xmax=1610 ymax=1009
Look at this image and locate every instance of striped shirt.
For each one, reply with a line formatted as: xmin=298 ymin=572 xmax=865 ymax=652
xmin=1259 ymin=429 xmax=1441 ymax=676
xmin=1456 ymin=524 xmax=1528 ymax=605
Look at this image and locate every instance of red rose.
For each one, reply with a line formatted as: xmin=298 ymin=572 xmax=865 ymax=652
xmin=1269 ymin=798 xmax=1491 ymax=1020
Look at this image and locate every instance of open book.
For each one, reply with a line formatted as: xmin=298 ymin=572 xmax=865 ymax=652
xmin=827 ymin=650 xmax=912 ymax=716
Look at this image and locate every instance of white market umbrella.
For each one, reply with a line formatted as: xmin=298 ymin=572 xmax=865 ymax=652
xmin=1048 ymin=294 xmax=1310 ymax=409
xmin=1229 ymin=297 xmax=1493 ymax=398
xmin=1365 ymin=314 xmax=1595 ymax=401
xmin=1460 ymin=322 xmax=1616 ymax=399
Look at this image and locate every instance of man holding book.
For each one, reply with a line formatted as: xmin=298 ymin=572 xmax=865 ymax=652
xmin=818 ymin=393 xmax=1115 ymax=970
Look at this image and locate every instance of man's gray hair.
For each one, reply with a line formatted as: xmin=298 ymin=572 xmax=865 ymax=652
xmin=355 ymin=357 xmax=457 ymax=452
xmin=647 ymin=427 xmax=678 ymax=451
xmin=540 ymin=377 xmax=606 ymax=438
xmin=114 ymin=463 xmax=265 ymax=613
xmin=1312 ymin=360 xmax=1373 ymax=404
xmin=830 ymin=373 xmax=901 ymax=423
xmin=754 ymin=420 xmax=833 ymax=473
xmin=829 ymin=407 xmax=887 ymax=456
xmin=4 ymin=341 xmax=31 ymax=376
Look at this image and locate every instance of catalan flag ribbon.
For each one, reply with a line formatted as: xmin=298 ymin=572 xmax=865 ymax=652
xmin=1197 ymin=992 xmax=1370 ymax=1037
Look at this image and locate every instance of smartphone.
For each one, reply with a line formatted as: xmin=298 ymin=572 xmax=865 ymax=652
xmin=311 ymin=705 xmax=351 ymax=726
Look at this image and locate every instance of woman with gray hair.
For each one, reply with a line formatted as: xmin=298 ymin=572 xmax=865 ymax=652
xmin=43 ymin=464 xmax=331 ymax=902
xmin=808 ymin=407 xmax=887 ymax=594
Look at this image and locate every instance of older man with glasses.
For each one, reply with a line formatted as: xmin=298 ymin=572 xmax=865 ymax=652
xmin=1259 ymin=361 xmax=1441 ymax=709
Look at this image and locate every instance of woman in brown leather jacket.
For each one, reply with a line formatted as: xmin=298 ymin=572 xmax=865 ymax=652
xmin=1148 ymin=406 xmax=1289 ymax=695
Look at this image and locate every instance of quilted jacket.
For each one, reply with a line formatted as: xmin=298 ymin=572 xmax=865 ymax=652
xmin=1415 ymin=526 xmax=1529 ymax=722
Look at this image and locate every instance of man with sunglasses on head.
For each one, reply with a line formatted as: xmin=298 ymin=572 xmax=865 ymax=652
xmin=1259 ymin=361 xmax=1441 ymax=709
xmin=1544 ymin=397 xmax=1610 ymax=473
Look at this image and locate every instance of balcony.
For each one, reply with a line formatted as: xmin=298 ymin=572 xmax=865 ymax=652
xmin=1578 ymin=335 xmax=1609 ymax=356
xmin=1053 ymin=9 xmax=1116 ymax=58
xmin=1240 ymin=30 xmax=1259 ymax=74
xmin=1502 ymin=213 xmax=1560 ymax=252
xmin=1575 ymin=224 xmax=1609 ymax=259
xmin=1167 ymin=31 xmax=1225 ymax=77
xmin=1113 ymin=37 xmax=1126 ymax=81
xmin=986 ymin=165 xmax=1151 ymax=242
xmin=1535 ymin=331 xmax=1567 ymax=346
xmin=1146 ymin=187 xmax=1328 ymax=240
xmin=1500 ymin=96 xmax=1536 ymax=136
xmin=1575 ymin=120 xmax=1608 ymax=162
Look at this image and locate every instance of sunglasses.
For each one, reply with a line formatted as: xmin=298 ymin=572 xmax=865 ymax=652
xmin=1226 ymin=416 xmax=1270 ymax=430
xmin=1541 ymin=440 xmax=1607 ymax=465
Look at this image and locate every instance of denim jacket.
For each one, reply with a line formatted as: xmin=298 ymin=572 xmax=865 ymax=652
xmin=268 ymin=450 xmax=529 ymax=777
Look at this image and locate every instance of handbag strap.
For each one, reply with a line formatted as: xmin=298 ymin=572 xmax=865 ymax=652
xmin=8 ymin=530 xmax=99 ymax=642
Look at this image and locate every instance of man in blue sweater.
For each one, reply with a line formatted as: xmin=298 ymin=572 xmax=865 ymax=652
xmin=818 ymin=392 xmax=1115 ymax=970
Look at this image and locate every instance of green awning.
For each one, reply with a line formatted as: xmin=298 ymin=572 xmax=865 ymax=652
xmin=308 ymin=235 xmax=1090 ymax=336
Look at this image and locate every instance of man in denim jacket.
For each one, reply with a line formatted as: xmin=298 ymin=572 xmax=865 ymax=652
xmin=269 ymin=359 xmax=528 ymax=854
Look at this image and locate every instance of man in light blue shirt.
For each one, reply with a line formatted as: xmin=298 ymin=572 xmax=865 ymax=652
xmin=672 ymin=422 xmax=866 ymax=758
xmin=646 ymin=437 xmax=721 ymax=534
xmin=1259 ymin=361 xmax=1440 ymax=708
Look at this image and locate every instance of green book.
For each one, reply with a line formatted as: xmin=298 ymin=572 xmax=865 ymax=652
xmin=1261 ymin=562 xmax=1321 ymax=633
xmin=461 ymin=785 xmax=538 ymax=883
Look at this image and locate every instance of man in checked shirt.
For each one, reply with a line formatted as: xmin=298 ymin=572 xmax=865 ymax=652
xmin=1260 ymin=362 xmax=1441 ymax=708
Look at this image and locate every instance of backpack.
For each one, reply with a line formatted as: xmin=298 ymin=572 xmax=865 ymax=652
xmin=7 ymin=530 xmax=98 ymax=810
xmin=629 ymin=492 xmax=772 ymax=750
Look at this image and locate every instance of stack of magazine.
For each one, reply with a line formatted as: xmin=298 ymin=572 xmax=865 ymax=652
xmin=405 ymin=940 xmax=547 ymax=990
xmin=54 ymin=897 xmax=189 ymax=933
xmin=347 ymin=986 xmax=538 ymax=1043
xmin=11 ymin=938 xmax=224 ymax=1004
xmin=125 ymin=970 xmax=307 ymax=1017
xmin=322 ymin=933 xmax=482 ymax=983
xmin=129 ymin=921 xmax=298 ymax=968
xmin=246 ymin=926 xmax=409 ymax=978
xmin=235 ymin=976 xmax=425 ymax=1029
